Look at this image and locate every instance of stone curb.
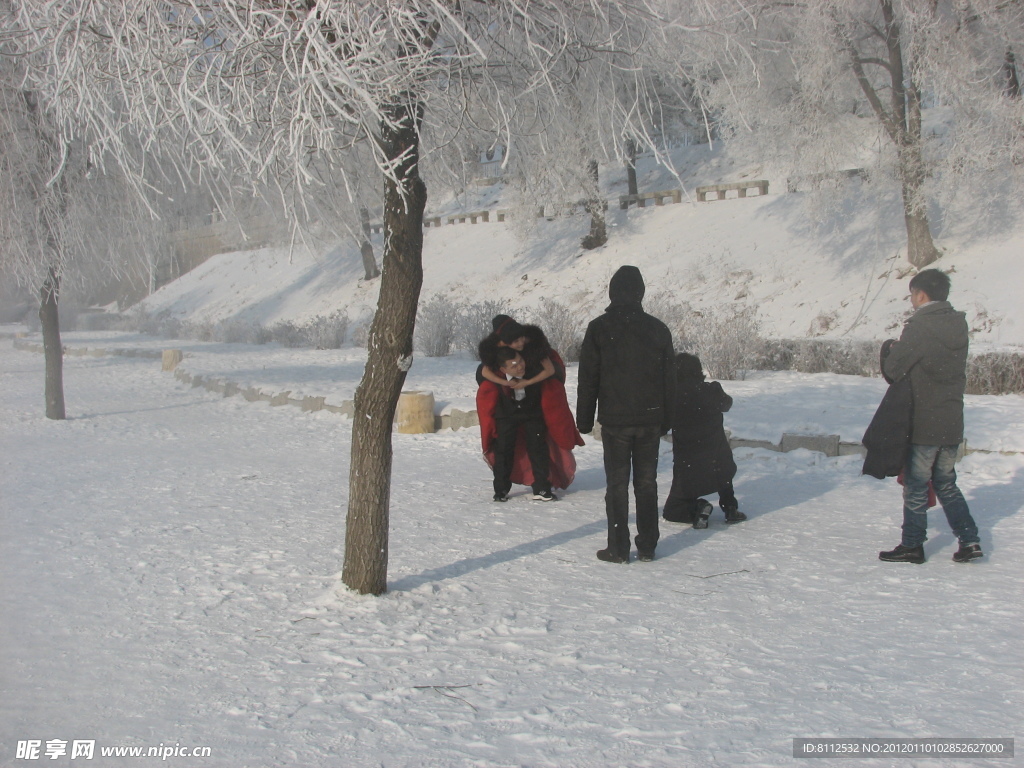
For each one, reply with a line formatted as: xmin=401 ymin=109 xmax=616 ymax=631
xmin=13 ymin=336 xmax=164 ymax=360
xmin=10 ymin=338 xmax=995 ymax=455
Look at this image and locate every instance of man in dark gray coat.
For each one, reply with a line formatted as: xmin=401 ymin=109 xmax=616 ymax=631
xmin=878 ymin=269 xmax=982 ymax=564
xmin=576 ymin=266 xmax=675 ymax=563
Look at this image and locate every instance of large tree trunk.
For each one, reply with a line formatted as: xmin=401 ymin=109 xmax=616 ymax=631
xmin=359 ymin=206 xmax=380 ymax=281
xmin=581 ymin=159 xmax=607 ymax=251
xmin=899 ymin=145 xmax=939 ymax=268
xmin=898 ymin=81 xmax=939 ymax=268
xmin=39 ymin=266 xmax=66 ymax=420
xmin=342 ymin=98 xmax=426 ymax=596
xmin=847 ymin=0 xmax=939 ymax=268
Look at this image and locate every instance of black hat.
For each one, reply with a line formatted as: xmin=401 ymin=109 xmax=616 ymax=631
xmin=491 ymin=314 xmax=513 ymax=332
xmin=676 ymin=352 xmax=705 ymax=381
xmin=495 ymin=317 xmax=526 ymax=344
xmin=608 ymin=265 xmax=645 ymax=305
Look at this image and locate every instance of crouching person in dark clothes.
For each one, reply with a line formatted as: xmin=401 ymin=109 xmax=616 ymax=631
xmin=662 ymin=353 xmax=746 ymax=528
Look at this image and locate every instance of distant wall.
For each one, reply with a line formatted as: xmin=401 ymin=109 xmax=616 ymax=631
xmin=160 ymin=216 xmax=281 ymax=288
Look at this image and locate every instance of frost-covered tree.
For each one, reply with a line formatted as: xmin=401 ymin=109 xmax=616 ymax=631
xmin=678 ymin=0 xmax=1024 ymax=267
xmin=9 ymin=1 xmax=678 ymax=594
xmin=0 ymin=77 xmax=73 ymax=419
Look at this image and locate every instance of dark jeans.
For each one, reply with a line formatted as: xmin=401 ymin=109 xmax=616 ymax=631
xmin=493 ymin=414 xmax=550 ymax=495
xmin=601 ymin=424 xmax=661 ymax=556
xmin=901 ymin=444 xmax=979 ymax=548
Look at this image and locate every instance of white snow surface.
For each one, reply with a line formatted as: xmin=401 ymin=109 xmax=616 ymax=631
xmin=5 ymin=133 xmax=1024 ymax=767
xmin=3 ymin=339 xmax=1023 ymax=767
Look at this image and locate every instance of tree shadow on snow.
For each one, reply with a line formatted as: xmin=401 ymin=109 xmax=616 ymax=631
xmin=389 ymin=519 xmax=607 ymax=592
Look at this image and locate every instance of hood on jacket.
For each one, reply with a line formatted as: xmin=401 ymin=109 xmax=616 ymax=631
xmin=913 ymin=302 xmax=969 ymax=350
xmin=608 ymin=266 xmax=645 ymax=308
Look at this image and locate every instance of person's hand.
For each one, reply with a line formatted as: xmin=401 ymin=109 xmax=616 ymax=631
xmin=508 ymin=377 xmax=527 ymax=389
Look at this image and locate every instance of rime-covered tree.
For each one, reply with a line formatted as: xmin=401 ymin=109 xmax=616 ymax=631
xmin=677 ymin=0 xmax=1024 ymax=267
xmin=0 ymin=75 xmax=72 ymax=419
xmin=10 ymin=1 xmax=678 ymax=594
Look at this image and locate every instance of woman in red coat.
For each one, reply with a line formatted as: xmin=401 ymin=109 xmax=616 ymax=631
xmin=476 ymin=317 xmax=583 ymax=500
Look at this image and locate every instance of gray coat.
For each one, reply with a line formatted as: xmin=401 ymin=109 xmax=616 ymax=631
xmin=881 ymin=301 xmax=969 ymax=446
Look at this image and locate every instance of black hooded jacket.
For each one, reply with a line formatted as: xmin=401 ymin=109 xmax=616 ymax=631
xmin=575 ymin=266 xmax=675 ymax=432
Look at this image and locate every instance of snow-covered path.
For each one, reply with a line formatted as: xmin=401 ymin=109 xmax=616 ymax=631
xmin=2 ymin=343 xmax=1022 ymax=767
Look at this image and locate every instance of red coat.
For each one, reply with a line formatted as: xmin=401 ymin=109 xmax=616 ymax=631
xmin=476 ymin=372 xmax=584 ymax=490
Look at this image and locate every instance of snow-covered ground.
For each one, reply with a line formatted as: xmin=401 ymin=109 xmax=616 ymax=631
xmin=3 ymin=340 xmax=1022 ymax=767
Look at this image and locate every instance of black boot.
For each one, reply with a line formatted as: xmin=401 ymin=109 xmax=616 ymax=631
xmin=721 ymin=502 xmax=747 ymax=524
xmin=878 ymin=544 xmax=925 ymax=564
xmin=952 ymin=542 xmax=983 ymax=562
xmin=596 ymin=548 xmax=630 ymax=564
xmin=692 ymin=500 xmax=713 ymax=529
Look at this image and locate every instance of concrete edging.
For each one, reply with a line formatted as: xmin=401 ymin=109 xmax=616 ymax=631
xmin=10 ymin=338 xmax=995 ymax=454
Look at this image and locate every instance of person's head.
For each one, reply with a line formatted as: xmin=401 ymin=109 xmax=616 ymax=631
xmin=495 ymin=347 xmax=525 ymax=378
xmin=495 ymin=317 xmax=527 ymax=349
xmin=608 ymin=265 xmax=646 ymax=306
xmin=676 ymin=352 xmax=705 ymax=382
xmin=908 ymin=269 xmax=950 ymax=307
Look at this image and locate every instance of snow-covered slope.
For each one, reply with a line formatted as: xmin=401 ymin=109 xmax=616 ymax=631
xmin=138 ymin=142 xmax=1024 ymax=348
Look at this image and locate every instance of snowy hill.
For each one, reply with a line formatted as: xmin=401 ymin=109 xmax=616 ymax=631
xmin=138 ymin=140 xmax=1024 ymax=349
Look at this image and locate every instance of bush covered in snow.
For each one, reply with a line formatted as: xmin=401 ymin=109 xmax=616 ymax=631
xmin=529 ymin=298 xmax=584 ymax=362
xmin=455 ymin=299 xmax=516 ymax=357
xmin=415 ymin=293 xmax=460 ymax=357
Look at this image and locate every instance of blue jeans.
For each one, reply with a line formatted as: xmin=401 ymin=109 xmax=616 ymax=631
xmin=601 ymin=424 xmax=661 ymax=556
xmin=902 ymin=444 xmax=979 ymax=548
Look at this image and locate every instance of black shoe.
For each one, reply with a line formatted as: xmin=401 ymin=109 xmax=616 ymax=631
xmin=596 ymin=548 xmax=630 ymax=564
xmin=692 ymin=500 xmax=713 ymax=529
xmin=878 ymin=543 xmax=925 ymax=564
xmin=952 ymin=542 xmax=983 ymax=562
xmin=493 ymin=492 xmax=509 ymax=502
xmin=663 ymin=509 xmax=694 ymax=524
xmin=724 ymin=507 xmax=749 ymax=528
xmin=723 ymin=505 xmax=747 ymax=524
xmin=532 ymin=489 xmax=556 ymax=501
xmin=637 ymin=550 xmax=655 ymax=562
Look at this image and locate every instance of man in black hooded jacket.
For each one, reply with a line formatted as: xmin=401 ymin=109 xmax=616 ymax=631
xmin=576 ymin=266 xmax=675 ymax=563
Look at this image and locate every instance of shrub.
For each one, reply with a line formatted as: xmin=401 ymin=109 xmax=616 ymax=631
xmin=216 ymin=319 xmax=266 ymax=345
xmin=350 ymin=319 xmax=371 ymax=348
xmin=182 ymin=319 xmax=216 ymax=342
xmin=967 ymin=352 xmax=1024 ymax=395
xmin=683 ymin=306 xmax=764 ymax=381
xmin=644 ymin=291 xmax=693 ymax=348
xmin=530 ymin=298 xmax=584 ymax=362
xmin=415 ymin=293 xmax=460 ymax=357
xmin=790 ymin=339 xmax=879 ymax=377
xmin=305 ymin=310 xmax=349 ymax=349
xmin=455 ymin=299 xmax=515 ymax=356
xmin=269 ymin=320 xmax=306 ymax=348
